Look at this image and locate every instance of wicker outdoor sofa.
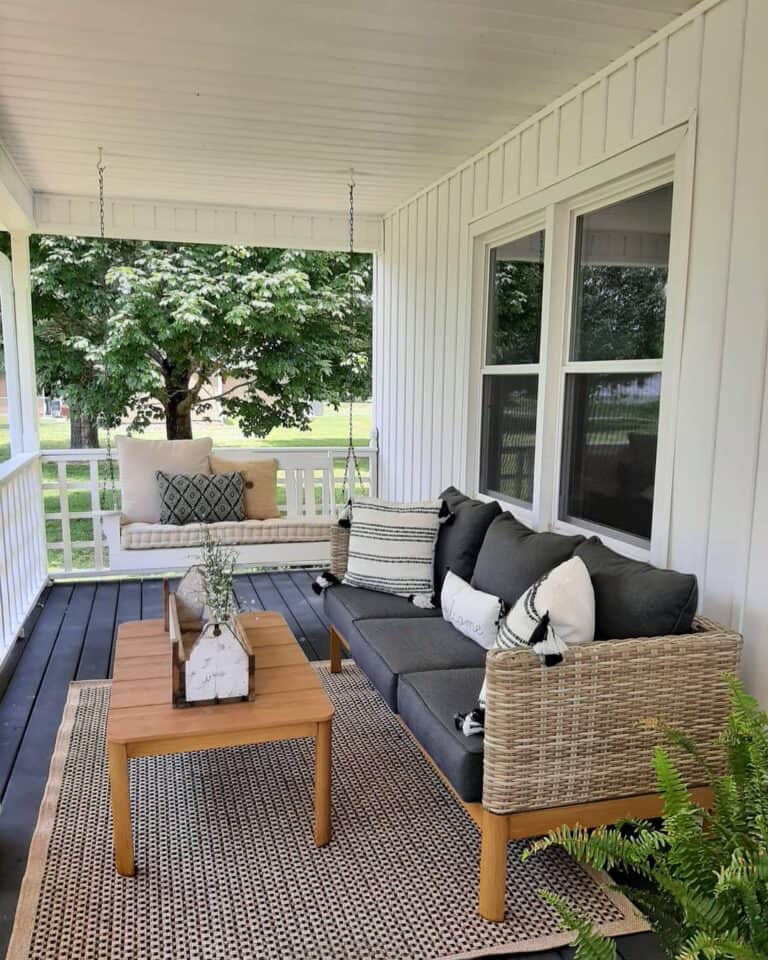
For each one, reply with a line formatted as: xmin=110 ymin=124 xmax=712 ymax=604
xmin=323 ymin=490 xmax=743 ymax=922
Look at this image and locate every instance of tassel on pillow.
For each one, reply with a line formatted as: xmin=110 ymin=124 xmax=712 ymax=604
xmin=453 ymin=707 xmax=485 ymax=737
xmin=338 ymin=499 xmax=352 ymax=529
xmin=409 ymin=593 xmax=435 ymax=609
xmin=311 ymin=571 xmax=340 ymax=595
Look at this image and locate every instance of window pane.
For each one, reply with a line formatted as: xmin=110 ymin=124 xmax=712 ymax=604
xmin=486 ymin=231 xmax=545 ymax=365
xmin=480 ymin=374 xmax=538 ymax=504
xmin=560 ymin=373 xmax=660 ymax=542
xmin=571 ymin=184 xmax=673 ymax=362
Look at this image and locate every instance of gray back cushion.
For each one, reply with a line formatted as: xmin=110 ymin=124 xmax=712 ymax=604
xmin=471 ymin=512 xmax=584 ymax=607
xmin=575 ymin=538 xmax=698 ymax=639
xmin=434 ymin=487 xmax=502 ymax=591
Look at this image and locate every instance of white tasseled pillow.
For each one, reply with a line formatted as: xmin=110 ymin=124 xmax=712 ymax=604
xmin=478 ymin=556 xmax=595 ymax=707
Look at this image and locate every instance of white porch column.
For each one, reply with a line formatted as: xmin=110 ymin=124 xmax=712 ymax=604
xmin=8 ymin=232 xmax=39 ymax=453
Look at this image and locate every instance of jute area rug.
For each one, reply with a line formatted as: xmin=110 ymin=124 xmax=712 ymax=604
xmin=8 ymin=664 xmax=647 ymax=960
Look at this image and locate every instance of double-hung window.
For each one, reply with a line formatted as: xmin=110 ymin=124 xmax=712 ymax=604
xmin=475 ymin=168 xmax=678 ymax=554
xmin=558 ymin=183 xmax=673 ymax=546
xmin=479 ymin=229 xmax=545 ymax=507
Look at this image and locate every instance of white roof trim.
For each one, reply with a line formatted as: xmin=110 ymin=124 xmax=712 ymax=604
xmin=33 ymin=192 xmax=383 ymax=252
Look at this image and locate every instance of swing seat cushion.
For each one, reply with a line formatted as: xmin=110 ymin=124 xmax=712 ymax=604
xmin=119 ymin=516 xmax=333 ymax=550
xmin=116 ymin=436 xmax=213 ymax=524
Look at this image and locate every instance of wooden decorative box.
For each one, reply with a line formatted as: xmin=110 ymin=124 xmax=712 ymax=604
xmin=163 ymin=573 xmax=256 ymax=707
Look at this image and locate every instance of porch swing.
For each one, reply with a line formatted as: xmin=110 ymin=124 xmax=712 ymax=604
xmin=100 ymin=156 xmax=363 ymax=573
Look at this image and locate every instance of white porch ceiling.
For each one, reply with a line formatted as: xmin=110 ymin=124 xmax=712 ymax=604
xmin=1 ymin=0 xmax=701 ymax=219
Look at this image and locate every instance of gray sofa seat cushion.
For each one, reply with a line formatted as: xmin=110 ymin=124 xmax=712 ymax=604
xmin=471 ymin=512 xmax=585 ymax=607
xmin=434 ymin=487 xmax=501 ymax=592
xmin=350 ymin=618 xmax=487 ymax=711
xmin=575 ymin=538 xmax=698 ymax=639
xmin=398 ymin=668 xmax=486 ymax=803
xmin=323 ymin=584 xmax=441 ymax=652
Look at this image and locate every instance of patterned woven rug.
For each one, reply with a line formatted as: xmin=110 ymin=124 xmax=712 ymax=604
xmin=8 ymin=664 xmax=647 ymax=959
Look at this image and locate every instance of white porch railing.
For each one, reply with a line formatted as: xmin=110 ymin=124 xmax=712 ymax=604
xmin=0 ymin=453 xmax=48 ymax=660
xmin=39 ymin=444 xmax=378 ymax=577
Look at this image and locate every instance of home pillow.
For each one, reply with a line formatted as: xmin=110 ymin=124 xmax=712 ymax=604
xmin=116 ymin=436 xmax=213 ymax=524
xmin=471 ymin=512 xmax=585 ymax=607
xmin=441 ymin=570 xmax=504 ymax=650
xmin=434 ymin=487 xmax=502 ymax=591
xmin=156 ymin=471 xmax=245 ymax=525
xmin=209 ymin=454 xmax=280 ymax=520
xmin=476 ymin=555 xmax=595 ymax=709
xmin=342 ymin=497 xmax=443 ymax=605
xmin=575 ymin=538 xmax=698 ymax=639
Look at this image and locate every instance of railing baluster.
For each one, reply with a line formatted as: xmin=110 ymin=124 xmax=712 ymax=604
xmin=89 ymin=459 xmax=105 ymax=571
xmin=0 ymin=455 xmax=49 ymax=664
xmin=57 ymin=460 xmax=73 ymax=572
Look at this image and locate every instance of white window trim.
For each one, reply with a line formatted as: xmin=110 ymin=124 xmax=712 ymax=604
xmin=466 ymin=119 xmax=697 ymax=565
xmin=470 ymin=213 xmax=547 ymax=527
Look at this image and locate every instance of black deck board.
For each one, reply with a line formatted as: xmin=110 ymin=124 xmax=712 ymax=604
xmin=232 ymin=572 xmax=265 ymax=612
xmin=75 ymin=581 xmax=119 ymax=680
xmin=266 ymin=570 xmax=330 ymax=659
xmin=290 ymin=570 xmax=331 ymax=627
xmin=0 ymin=583 xmax=73 ymax=800
xmin=0 ymin=576 xmax=656 ymax=960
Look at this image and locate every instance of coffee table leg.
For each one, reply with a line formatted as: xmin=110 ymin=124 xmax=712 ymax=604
xmin=107 ymin=741 xmax=136 ymax=876
xmin=314 ymin=719 xmax=332 ymax=846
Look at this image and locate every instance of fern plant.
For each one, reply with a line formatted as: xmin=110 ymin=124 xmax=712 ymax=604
xmin=524 ymin=678 xmax=768 ymax=960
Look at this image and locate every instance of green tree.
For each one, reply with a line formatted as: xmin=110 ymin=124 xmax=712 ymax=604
xmin=23 ymin=235 xmax=372 ymax=443
xmin=573 ymin=264 xmax=667 ymax=361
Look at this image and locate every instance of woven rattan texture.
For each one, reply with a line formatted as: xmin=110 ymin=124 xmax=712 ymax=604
xmin=9 ymin=666 xmax=646 ymax=960
xmin=329 ymin=524 xmax=350 ymax=578
xmin=483 ymin=617 xmax=742 ymax=815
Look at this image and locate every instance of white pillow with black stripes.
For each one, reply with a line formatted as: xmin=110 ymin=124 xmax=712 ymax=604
xmin=440 ymin=570 xmax=504 ymax=650
xmin=342 ymin=497 xmax=444 ymax=606
xmin=479 ymin=555 xmax=595 ymax=706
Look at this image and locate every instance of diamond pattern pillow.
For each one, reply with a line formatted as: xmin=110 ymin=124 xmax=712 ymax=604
xmin=156 ymin=471 xmax=245 ymax=525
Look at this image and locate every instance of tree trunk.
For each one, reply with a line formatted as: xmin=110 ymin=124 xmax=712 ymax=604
xmin=69 ymin=408 xmax=100 ymax=448
xmin=164 ymin=373 xmax=194 ymax=440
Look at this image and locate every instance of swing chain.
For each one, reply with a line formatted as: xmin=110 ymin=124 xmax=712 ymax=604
xmin=342 ymin=171 xmax=364 ymax=504
xmin=97 ymin=147 xmax=118 ymax=511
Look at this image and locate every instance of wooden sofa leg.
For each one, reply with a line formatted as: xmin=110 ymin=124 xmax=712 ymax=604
xmin=329 ymin=627 xmax=342 ymax=674
xmin=478 ymin=809 xmax=508 ymax=922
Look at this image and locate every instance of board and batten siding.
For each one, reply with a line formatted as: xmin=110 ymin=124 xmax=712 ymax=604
xmin=374 ymin=0 xmax=768 ymax=700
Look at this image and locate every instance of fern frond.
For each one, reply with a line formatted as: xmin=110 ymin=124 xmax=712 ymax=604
xmin=525 ymin=823 xmax=660 ymax=877
xmin=677 ymin=928 xmax=765 ymax=960
xmin=539 ymin=891 xmax=617 ymax=960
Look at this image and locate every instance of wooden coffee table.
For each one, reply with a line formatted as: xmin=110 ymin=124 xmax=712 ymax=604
xmin=106 ymin=611 xmax=334 ymax=876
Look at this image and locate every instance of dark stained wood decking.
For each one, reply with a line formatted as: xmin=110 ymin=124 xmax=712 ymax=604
xmin=0 ymin=573 xmax=662 ymax=960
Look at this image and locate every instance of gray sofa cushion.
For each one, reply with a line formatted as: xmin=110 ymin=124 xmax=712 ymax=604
xmin=471 ymin=512 xmax=585 ymax=607
xmin=350 ymin=618 xmax=487 ymax=710
xmin=324 ymin=585 xmax=440 ymax=652
xmin=575 ymin=538 xmax=698 ymax=639
xmin=398 ymin=668 xmax=486 ymax=803
xmin=434 ymin=487 xmax=502 ymax=592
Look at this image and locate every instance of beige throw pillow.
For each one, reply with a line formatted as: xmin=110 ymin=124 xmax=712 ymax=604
xmin=209 ymin=454 xmax=280 ymax=520
xmin=116 ymin=436 xmax=213 ymax=524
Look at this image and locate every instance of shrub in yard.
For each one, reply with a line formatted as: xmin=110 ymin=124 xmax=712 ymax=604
xmin=525 ymin=677 xmax=768 ymax=960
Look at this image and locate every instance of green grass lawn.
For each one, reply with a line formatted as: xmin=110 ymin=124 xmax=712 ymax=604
xmin=0 ymin=402 xmax=373 ymax=462
xmin=1 ymin=404 xmax=372 ymax=573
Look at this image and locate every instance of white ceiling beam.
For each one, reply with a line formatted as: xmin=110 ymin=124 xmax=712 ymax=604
xmin=33 ymin=192 xmax=383 ymax=253
xmin=0 ymin=142 xmax=35 ymax=231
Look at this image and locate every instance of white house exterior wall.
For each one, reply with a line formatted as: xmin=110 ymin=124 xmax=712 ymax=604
xmin=374 ymin=0 xmax=768 ymax=700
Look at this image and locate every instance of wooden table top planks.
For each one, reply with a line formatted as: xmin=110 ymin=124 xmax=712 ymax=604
xmin=107 ymin=611 xmax=334 ymax=754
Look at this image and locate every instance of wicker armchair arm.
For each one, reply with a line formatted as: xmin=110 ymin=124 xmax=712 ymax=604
xmin=481 ymin=617 xmax=742 ymax=814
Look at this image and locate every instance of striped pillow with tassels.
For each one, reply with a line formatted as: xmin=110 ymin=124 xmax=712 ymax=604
xmin=342 ymin=497 xmax=447 ymax=607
